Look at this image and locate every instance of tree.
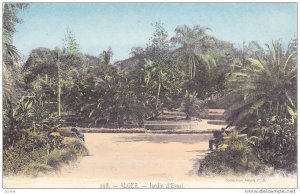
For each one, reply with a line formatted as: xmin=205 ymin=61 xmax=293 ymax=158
xmin=172 ymin=25 xmax=216 ymax=80
xmin=62 ymin=29 xmax=80 ymax=55
xmin=171 ymin=25 xmax=216 ymax=119
xmin=99 ymin=47 xmax=113 ymax=67
xmin=24 ymin=46 xmax=83 ymax=117
xmin=225 ymin=40 xmax=297 ymax=171
xmin=226 ymin=40 xmax=297 ymax=127
xmin=3 ymin=3 xmax=29 ymax=147
xmin=3 ymin=2 xmax=29 ymax=107
xmin=123 ymin=22 xmax=174 ymax=120
xmin=146 ymin=22 xmax=170 ymax=65
xmin=171 ymin=25 xmax=212 ymax=52
xmin=3 ymin=3 xmax=29 ymax=66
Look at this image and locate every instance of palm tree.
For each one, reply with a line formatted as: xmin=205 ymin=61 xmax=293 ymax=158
xmin=3 ymin=3 xmax=29 ymax=104
xmin=171 ymin=25 xmax=216 ymax=119
xmin=171 ymin=25 xmax=216 ymax=80
xmin=3 ymin=3 xmax=29 ymax=66
xmin=226 ymin=40 xmax=297 ymax=127
xmin=3 ymin=3 xmax=29 ymax=147
xmin=171 ymin=25 xmax=211 ymax=52
xmin=3 ymin=2 xmax=28 ymax=100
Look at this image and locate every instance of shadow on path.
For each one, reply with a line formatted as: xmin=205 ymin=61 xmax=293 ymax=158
xmin=186 ymin=158 xmax=203 ymax=176
xmin=114 ymin=134 xmax=212 ymax=144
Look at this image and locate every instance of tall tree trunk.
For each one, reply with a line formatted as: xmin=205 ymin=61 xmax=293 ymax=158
xmin=155 ymin=71 xmax=162 ymax=111
xmin=155 ymin=83 xmax=161 ymax=109
xmin=154 ymin=71 xmax=162 ymax=120
xmin=57 ymin=79 xmax=61 ymax=117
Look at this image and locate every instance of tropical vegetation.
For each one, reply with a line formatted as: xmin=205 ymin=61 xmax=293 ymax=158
xmin=3 ymin=3 xmax=297 ymax=175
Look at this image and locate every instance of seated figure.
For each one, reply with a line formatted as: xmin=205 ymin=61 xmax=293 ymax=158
xmin=209 ymin=128 xmax=228 ymax=151
xmin=71 ymin=127 xmax=85 ymax=141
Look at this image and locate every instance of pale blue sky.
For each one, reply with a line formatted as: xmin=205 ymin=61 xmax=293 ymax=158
xmin=14 ymin=3 xmax=297 ymax=61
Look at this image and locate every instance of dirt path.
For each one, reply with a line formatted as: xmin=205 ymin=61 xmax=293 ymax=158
xmin=3 ymin=133 xmax=297 ymax=188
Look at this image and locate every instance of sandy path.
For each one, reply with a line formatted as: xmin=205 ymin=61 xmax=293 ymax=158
xmin=3 ymin=133 xmax=297 ymax=188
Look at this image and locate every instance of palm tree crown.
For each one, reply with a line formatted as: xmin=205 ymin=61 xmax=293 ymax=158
xmin=226 ymin=40 xmax=297 ymax=127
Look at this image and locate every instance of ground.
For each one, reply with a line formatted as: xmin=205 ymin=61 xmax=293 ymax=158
xmin=3 ymin=133 xmax=297 ymax=188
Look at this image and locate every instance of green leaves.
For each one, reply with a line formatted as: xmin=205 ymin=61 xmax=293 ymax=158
xmin=3 ymin=3 xmax=29 ymax=66
xmin=226 ymin=40 xmax=297 ymax=127
xmin=248 ymin=98 xmax=267 ymax=115
xmin=62 ymin=29 xmax=80 ymax=55
xmin=287 ymin=105 xmax=297 ymax=120
xmin=247 ymin=58 xmax=264 ymax=70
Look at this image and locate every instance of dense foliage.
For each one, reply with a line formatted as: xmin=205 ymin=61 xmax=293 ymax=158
xmin=3 ymin=3 xmax=297 ymax=175
xmin=200 ymin=39 xmax=297 ymax=174
xmin=17 ymin=21 xmax=235 ymax=128
xmin=198 ymin=135 xmax=266 ymax=175
xmin=2 ymin=3 xmax=89 ymax=175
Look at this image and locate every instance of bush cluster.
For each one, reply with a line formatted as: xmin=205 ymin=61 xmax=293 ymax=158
xmin=252 ymin=118 xmax=297 ymax=172
xmin=198 ymin=135 xmax=266 ymax=175
xmin=3 ymin=131 xmax=88 ymax=176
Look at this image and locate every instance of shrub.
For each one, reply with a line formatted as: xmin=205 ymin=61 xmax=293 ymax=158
xmin=181 ymin=91 xmax=197 ymax=120
xmin=46 ymin=138 xmax=88 ymax=169
xmin=3 ymin=147 xmax=49 ymax=175
xmin=198 ymin=135 xmax=266 ymax=175
xmin=3 ymin=129 xmax=88 ymax=175
xmin=4 ymin=128 xmax=53 ymax=174
xmin=251 ymin=118 xmax=297 ymax=172
xmin=59 ymin=148 xmax=77 ymax=163
xmin=46 ymin=149 xmax=63 ymax=170
xmin=62 ymin=138 xmax=89 ymax=156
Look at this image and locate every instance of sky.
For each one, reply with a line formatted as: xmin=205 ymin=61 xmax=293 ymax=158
xmin=13 ymin=3 xmax=297 ymax=61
